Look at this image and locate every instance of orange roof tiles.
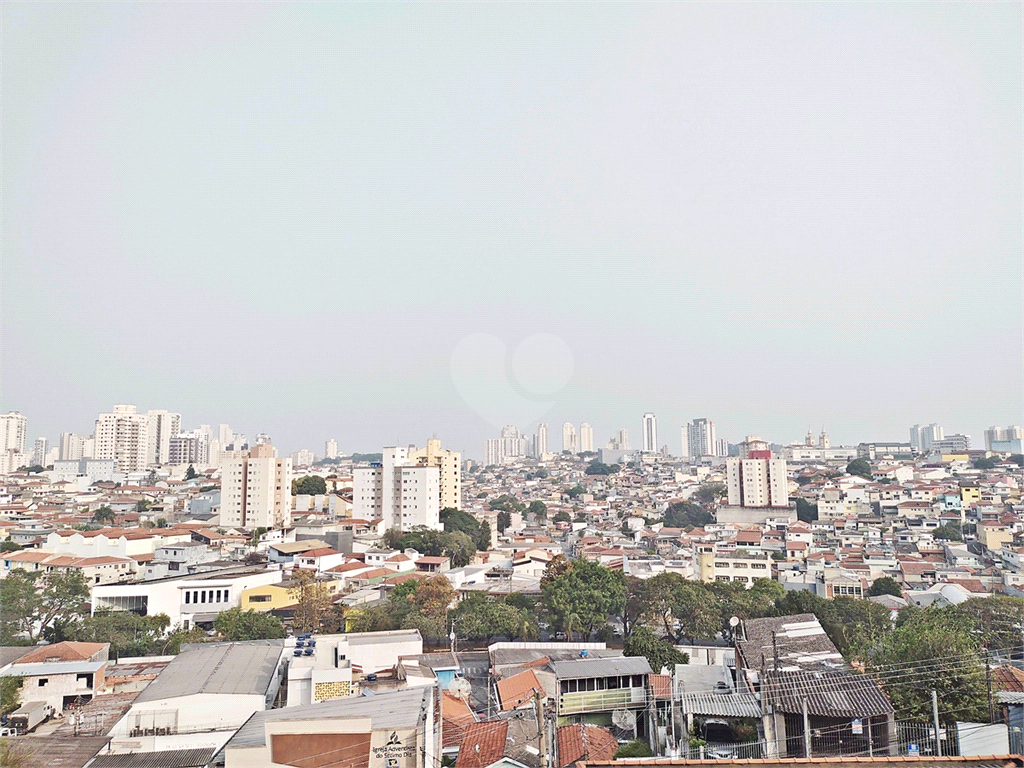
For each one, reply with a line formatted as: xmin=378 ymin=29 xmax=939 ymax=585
xmin=496 ymin=668 xmax=544 ymax=710
xmin=454 ymin=720 xmax=509 ymax=768
xmin=556 ymin=723 xmax=618 ymax=767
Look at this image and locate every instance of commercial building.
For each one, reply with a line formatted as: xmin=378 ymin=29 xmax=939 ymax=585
xmin=353 ymin=447 xmax=441 ymax=531
xmin=220 ymin=443 xmax=293 ymax=529
xmin=985 ymin=425 xmax=1024 ymax=453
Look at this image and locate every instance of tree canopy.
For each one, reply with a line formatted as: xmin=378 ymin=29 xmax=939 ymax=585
xmin=662 ymin=501 xmax=713 ymax=529
xmin=441 ymin=508 xmax=491 ymax=550
xmin=0 ymin=569 xmax=90 ymax=643
xmin=541 ymin=558 xmax=626 ymax=639
xmin=292 ymin=475 xmax=327 ymax=496
xmin=214 ymin=608 xmax=287 ymax=640
xmin=846 ymin=458 xmax=872 ymax=479
xmin=584 ymin=461 xmax=619 ymax=476
xmin=867 ymin=576 xmax=903 ymax=598
xmin=384 ymin=526 xmax=477 ymax=567
xmin=623 ymin=625 xmax=688 ymax=673
xmin=932 ymin=523 xmax=963 ymax=542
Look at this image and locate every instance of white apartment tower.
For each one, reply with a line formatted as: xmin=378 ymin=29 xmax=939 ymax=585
xmin=535 ymin=423 xmax=549 ymax=457
xmin=219 ymin=443 xmax=292 ymax=529
xmin=686 ymin=418 xmax=718 ymax=459
xmin=59 ymin=432 xmax=90 ymax=461
xmin=32 ymin=437 xmax=48 ymax=468
xmin=325 ymin=439 xmax=339 ymax=460
xmin=409 ymin=438 xmax=462 ymax=511
xmin=726 ymin=437 xmax=789 ymax=508
xmin=146 ymin=410 xmax=181 ymax=466
xmin=579 ymin=423 xmax=594 ymax=453
xmin=642 ymin=413 xmax=657 ymax=453
xmin=910 ymin=423 xmax=944 ymax=453
xmin=353 ymin=447 xmax=441 ymax=531
xmin=0 ymin=412 xmax=27 ymax=454
xmin=95 ymin=405 xmax=150 ymax=473
xmin=562 ymin=422 xmax=578 ymax=454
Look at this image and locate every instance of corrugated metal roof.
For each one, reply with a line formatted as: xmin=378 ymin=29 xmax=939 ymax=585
xmin=88 ymin=747 xmax=215 ymax=768
xmin=222 ymin=686 xmax=430 ymax=750
xmin=551 ymin=656 xmax=652 ymax=679
xmin=678 ymin=691 xmax=762 ymax=718
xmin=1 ymin=660 xmax=104 ymax=677
xmin=763 ymin=669 xmax=894 ymax=718
xmin=134 ymin=641 xmax=283 ymax=702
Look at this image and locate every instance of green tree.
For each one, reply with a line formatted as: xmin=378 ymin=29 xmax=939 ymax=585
xmin=290 ymin=569 xmax=344 ymax=634
xmin=553 ymin=511 xmax=571 ymax=524
xmin=64 ymin=611 xmax=171 ymax=657
xmin=184 ymin=464 xmax=199 ymax=480
xmin=867 ymin=576 xmax=903 ymax=598
xmin=584 ymin=461 xmax=619 ymax=476
xmin=866 ymin=606 xmax=987 ymax=722
xmin=565 ymin=486 xmax=585 ymax=499
xmin=950 ymin=595 xmax=1024 ymax=652
xmin=92 ymin=506 xmax=116 ymax=525
xmin=795 ymin=498 xmax=818 ymax=523
xmin=527 ymin=501 xmax=547 ymax=520
xmin=973 ymin=457 xmax=997 ymax=470
xmin=662 ymin=501 xmax=713 ymax=529
xmin=846 ymin=458 xmax=872 ymax=479
xmin=1009 ymin=454 xmax=1024 ymax=467
xmin=623 ymin=625 xmax=688 ymax=673
xmin=451 ymin=593 xmax=538 ymax=641
xmin=292 ymin=475 xmax=327 ymax=496
xmin=932 ymin=523 xmax=963 ymax=542
xmin=213 ymin=608 xmax=286 ymax=640
xmin=693 ymin=483 xmax=727 ymax=511
xmin=615 ymin=740 xmax=653 ymax=758
xmin=441 ymin=508 xmax=491 ymax=550
xmin=384 ymin=527 xmax=476 ymax=567
xmin=2 ymin=569 xmax=90 ymax=643
xmin=0 ymin=541 xmax=22 ymax=553
xmin=496 ymin=510 xmax=512 ymax=534
xmin=489 ymin=494 xmax=525 ymax=513
xmin=541 ymin=559 xmax=626 ymax=639
xmin=1 ymin=675 xmax=23 ymax=715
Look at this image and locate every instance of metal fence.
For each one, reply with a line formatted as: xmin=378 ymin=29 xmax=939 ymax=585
xmin=894 ymin=720 xmax=959 ymax=757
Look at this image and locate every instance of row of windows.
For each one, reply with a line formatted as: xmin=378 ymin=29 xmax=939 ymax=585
xmin=559 ymin=675 xmax=645 ymax=694
xmin=184 ymin=588 xmax=229 ymax=604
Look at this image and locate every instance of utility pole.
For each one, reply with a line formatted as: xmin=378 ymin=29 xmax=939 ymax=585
xmin=986 ymin=647 xmax=995 ymax=723
xmin=535 ymin=690 xmax=548 ymax=767
xmin=802 ymin=697 xmax=811 ymax=758
xmin=931 ymin=689 xmax=942 ymax=757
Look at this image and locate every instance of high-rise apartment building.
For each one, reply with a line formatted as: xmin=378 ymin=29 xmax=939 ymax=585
xmin=325 ymin=439 xmax=339 ymax=459
xmin=642 ymin=413 xmax=657 ymax=453
xmin=95 ymin=405 xmax=150 ymax=473
xmin=219 ymin=443 xmax=292 ymax=529
xmin=726 ymin=437 xmax=789 ymax=508
xmin=985 ymin=426 xmax=1023 ymax=453
xmin=562 ymin=423 xmax=578 ymax=454
xmin=353 ymin=447 xmax=441 ymax=531
xmin=146 ymin=410 xmax=181 ymax=466
xmin=59 ymin=432 xmax=90 ymax=461
xmin=32 ymin=437 xmax=48 ymax=468
xmin=580 ymin=423 xmax=594 ymax=453
xmin=169 ymin=430 xmax=211 ymax=466
xmin=0 ymin=412 xmax=27 ymax=454
xmin=535 ymin=423 xmax=549 ymax=457
xmin=685 ymin=418 xmax=718 ymax=459
xmin=910 ymin=424 xmax=944 ymax=453
xmin=409 ymin=438 xmax=462 ymax=511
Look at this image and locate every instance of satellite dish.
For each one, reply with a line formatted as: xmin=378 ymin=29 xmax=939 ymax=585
xmin=611 ymin=709 xmax=636 ymax=732
xmin=447 ymin=677 xmax=472 ymax=700
xmin=729 ymin=616 xmax=740 ymax=628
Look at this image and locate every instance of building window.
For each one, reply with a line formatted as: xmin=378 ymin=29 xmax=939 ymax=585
xmin=185 ymin=591 xmax=190 ymax=604
xmin=38 ymin=678 xmax=48 ymax=687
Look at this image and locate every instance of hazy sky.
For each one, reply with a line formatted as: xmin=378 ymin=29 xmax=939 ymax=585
xmin=3 ymin=2 xmax=1021 ymax=459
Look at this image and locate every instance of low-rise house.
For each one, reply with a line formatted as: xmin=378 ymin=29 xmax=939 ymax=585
xmin=1 ymin=641 xmax=109 ymax=712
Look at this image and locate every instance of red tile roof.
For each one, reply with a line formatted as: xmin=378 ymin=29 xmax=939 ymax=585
xmin=556 ymin=723 xmax=618 ymax=767
xmin=496 ymin=668 xmax=544 ymax=710
xmin=454 ymin=720 xmax=509 ymax=768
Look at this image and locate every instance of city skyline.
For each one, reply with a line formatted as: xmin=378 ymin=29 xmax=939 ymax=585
xmin=3 ymin=2 xmax=1021 ymax=461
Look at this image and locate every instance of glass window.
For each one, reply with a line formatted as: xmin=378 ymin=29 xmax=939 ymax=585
xmin=201 ymin=591 xmax=206 ymax=603
xmin=185 ymin=591 xmax=190 ymax=604
xmin=607 ymin=676 xmax=619 ymax=689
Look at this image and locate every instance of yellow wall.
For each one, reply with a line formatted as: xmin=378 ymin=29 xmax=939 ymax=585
xmin=240 ymin=584 xmax=298 ymax=611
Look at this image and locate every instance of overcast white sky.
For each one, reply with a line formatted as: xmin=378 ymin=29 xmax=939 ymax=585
xmin=3 ymin=2 xmax=1021 ymax=458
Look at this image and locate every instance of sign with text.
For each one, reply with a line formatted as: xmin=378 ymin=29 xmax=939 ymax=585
xmin=369 ymin=728 xmax=418 ymax=768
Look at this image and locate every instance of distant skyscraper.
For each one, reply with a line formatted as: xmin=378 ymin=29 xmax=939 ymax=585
xmin=580 ymin=423 xmax=594 ymax=453
xmin=985 ymin=425 xmax=1024 ymax=452
xmin=59 ymin=432 xmax=88 ymax=461
xmin=642 ymin=413 xmax=657 ymax=453
xmin=145 ymin=410 xmax=181 ymax=466
xmin=32 ymin=437 xmax=48 ymax=468
xmin=617 ymin=429 xmax=629 ymax=450
xmin=562 ymin=422 xmax=578 ymax=454
xmin=0 ymin=412 xmax=27 ymax=454
xmin=686 ymin=418 xmax=717 ymax=459
xmin=910 ymin=423 xmax=944 ymax=453
xmin=535 ymin=423 xmax=549 ymax=457
xmin=95 ymin=405 xmax=150 ymax=473
xmin=325 ymin=439 xmax=339 ymax=459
